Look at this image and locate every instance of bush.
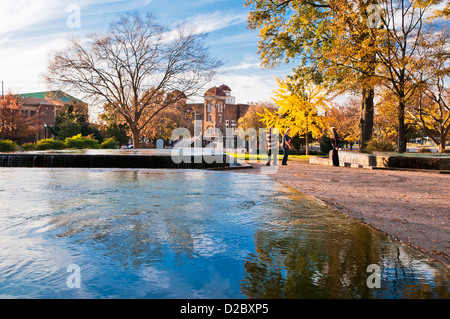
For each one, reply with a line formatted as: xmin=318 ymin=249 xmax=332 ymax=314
xmin=65 ymin=134 xmax=100 ymax=149
xmin=319 ymin=134 xmax=333 ymax=155
xmin=0 ymin=140 xmax=18 ymax=152
xmin=100 ymin=137 xmax=119 ymax=149
xmin=417 ymin=147 xmax=432 ymax=153
xmin=365 ymin=138 xmax=396 ymax=152
xmin=36 ymin=138 xmax=67 ymax=150
xmin=21 ymin=143 xmax=37 ymax=151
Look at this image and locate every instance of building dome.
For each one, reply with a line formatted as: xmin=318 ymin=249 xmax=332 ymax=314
xmin=218 ymin=84 xmax=231 ymax=92
xmin=204 ymin=87 xmax=226 ymax=97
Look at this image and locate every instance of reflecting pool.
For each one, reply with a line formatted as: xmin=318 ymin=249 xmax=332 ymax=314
xmin=0 ymin=168 xmax=448 ymax=299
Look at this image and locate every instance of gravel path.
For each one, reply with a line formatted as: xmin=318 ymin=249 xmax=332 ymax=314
xmin=237 ymin=161 xmax=450 ymax=265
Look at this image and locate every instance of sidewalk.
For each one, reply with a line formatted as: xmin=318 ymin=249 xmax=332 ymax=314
xmin=243 ymin=161 xmax=450 ymax=265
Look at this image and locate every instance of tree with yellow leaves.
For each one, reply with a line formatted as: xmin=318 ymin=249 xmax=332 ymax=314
xmin=260 ymin=75 xmax=328 ymax=155
xmin=245 ymin=0 xmax=447 ymax=154
xmin=245 ymin=0 xmax=380 ymax=152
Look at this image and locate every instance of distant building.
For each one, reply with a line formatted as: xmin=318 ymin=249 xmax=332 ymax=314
xmin=18 ymin=91 xmax=88 ymax=143
xmin=190 ymin=84 xmax=253 ymax=139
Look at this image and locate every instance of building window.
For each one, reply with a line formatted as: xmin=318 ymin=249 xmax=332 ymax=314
xmin=208 ymin=114 xmax=212 ymax=122
xmin=231 ymin=118 xmax=236 ymax=128
xmin=218 ymin=103 xmax=222 ymax=112
xmin=225 ymin=119 xmax=229 ymax=127
xmin=219 ymin=114 xmax=222 ymax=122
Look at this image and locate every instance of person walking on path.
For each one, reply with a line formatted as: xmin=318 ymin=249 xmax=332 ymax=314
xmin=282 ymin=128 xmax=292 ymax=166
xmin=266 ymin=127 xmax=277 ymax=166
xmin=331 ymin=127 xmax=340 ymax=167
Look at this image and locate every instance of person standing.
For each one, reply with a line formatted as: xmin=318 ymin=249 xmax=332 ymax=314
xmin=282 ymin=128 xmax=292 ymax=166
xmin=266 ymin=127 xmax=278 ymax=166
xmin=266 ymin=127 xmax=273 ymax=166
xmin=331 ymin=127 xmax=340 ymax=167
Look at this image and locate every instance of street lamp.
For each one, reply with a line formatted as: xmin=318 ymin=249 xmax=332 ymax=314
xmin=44 ymin=123 xmax=48 ymax=139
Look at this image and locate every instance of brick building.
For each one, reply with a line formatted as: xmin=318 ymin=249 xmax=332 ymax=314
xmin=18 ymin=91 xmax=88 ymax=143
xmin=192 ymin=84 xmax=251 ymax=138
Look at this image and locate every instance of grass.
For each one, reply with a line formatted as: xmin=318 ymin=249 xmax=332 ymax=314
xmin=226 ymin=152 xmax=322 ymax=162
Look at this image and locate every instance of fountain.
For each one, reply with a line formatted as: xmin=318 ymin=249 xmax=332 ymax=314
xmin=0 ymin=149 xmax=233 ymax=169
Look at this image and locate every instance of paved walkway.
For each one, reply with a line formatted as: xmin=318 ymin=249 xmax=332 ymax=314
xmin=239 ymin=161 xmax=450 ymax=265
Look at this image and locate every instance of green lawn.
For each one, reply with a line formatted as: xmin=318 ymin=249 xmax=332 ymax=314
xmin=226 ymin=152 xmax=323 ymax=162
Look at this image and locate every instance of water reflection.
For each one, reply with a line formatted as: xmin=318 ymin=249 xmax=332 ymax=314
xmin=0 ymin=168 xmax=447 ymax=299
xmin=242 ymin=188 xmax=449 ymax=299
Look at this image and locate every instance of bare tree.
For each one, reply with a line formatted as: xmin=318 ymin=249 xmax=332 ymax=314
xmin=43 ymin=11 xmax=222 ymax=148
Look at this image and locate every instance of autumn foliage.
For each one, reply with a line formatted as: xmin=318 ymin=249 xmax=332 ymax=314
xmin=0 ymin=94 xmax=39 ymax=140
xmin=260 ymin=76 xmax=328 ymax=155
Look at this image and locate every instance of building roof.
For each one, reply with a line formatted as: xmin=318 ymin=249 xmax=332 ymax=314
xmin=204 ymin=87 xmax=226 ymax=97
xmin=18 ymin=91 xmax=85 ymax=105
xmin=218 ymin=84 xmax=231 ymax=92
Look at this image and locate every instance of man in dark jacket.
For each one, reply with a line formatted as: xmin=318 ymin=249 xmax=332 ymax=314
xmin=282 ymin=128 xmax=292 ymax=166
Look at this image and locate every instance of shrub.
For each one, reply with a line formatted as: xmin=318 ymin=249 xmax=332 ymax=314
xmin=319 ymin=134 xmax=333 ymax=155
xmin=65 ymin=134 xmax=100 ymax=149
xmin=365 ymin=138 xmax=396 ymax=152
xmin=36 ymin=138 xmax=67 ymax=150
xmin=21 ymin=143 xmax=37 ymax=151
xmin=100 ymin=137 xmax=119 ymax=149
xmin=417 ymin=147 xmax=432 ymax=153
xmin=0 ymin=140 xmax=18 ymax=152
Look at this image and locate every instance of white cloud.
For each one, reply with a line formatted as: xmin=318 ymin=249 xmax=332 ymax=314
xmin=0 ymin=0 xmax=156 ymax=95
xmin=0 ymin=34 xmax=69 ymax=94
xmin=0 ymin=0 xmax=63 ymax=35
xmin=0 ymin=0 xmax=153 ymax=37
xmin=185 ymin=11 xmax=247 ymax=34
xmin=221 ymin=62 xmax=261 ymax=72
xmin=186 ymin=74 xmax=277 ymax=105
xmin=216 ymin=73 xmax=278 ymax=104
xmin=209 ymin=32 xmax=257 ymax=46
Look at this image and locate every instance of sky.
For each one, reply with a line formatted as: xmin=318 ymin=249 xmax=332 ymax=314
xmin=0 ymin=0 xmax=293 ymax=117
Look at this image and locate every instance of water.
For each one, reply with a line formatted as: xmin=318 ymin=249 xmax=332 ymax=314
xmin=0 ymin=168 xmax=448 ymax=299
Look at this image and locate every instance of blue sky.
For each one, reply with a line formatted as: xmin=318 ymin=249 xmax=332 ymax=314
xmin=0 ymin=0 xmax=292 ymax=114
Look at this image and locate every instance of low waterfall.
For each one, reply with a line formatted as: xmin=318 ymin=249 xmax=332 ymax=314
xmin=0 ymin=153 xmax=230 ymax=169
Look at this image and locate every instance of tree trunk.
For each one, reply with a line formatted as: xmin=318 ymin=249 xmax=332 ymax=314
xmin=398 ymin=99 xmax=406 ymax=153
xmin=305 ymin=122 xmax=309 ymax=156
xmin=359 ymin=87 xmax=374 ymax=152
xmin=130 ymin=125 xmax=141 ymax=149
xmin=439 ymin=130 xmax=445 ymax=153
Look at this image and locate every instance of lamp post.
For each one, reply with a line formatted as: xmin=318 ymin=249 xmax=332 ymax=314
xmin=44 ymin=123 xmax=48 ymax=139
